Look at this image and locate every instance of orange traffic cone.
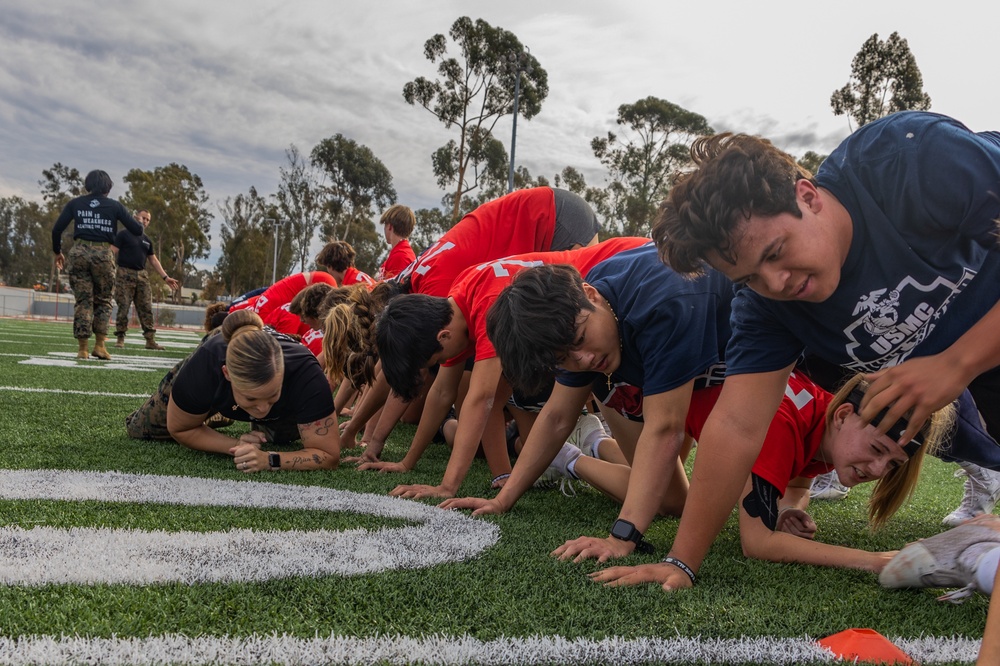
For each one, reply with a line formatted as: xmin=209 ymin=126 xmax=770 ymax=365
xmin=817 ymin=628 xmax=913 ymax=664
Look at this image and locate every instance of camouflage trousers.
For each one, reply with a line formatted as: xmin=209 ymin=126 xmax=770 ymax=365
xmin=114 ymin=266 xmax=156 ymax=338
xmin=125 ymin=355 xmax=189 ymax=440
xmin=125 ymin=350 xmax=301 ymax=444
xmin=67 ymin=242 xmax=116 ymax=339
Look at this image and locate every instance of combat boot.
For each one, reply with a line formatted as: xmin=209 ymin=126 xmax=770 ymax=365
xmin=76 ymin=338 xmax=89 ymax=359
xmin=144 ymin=334 xmax=165 ymax=351
xmin=91 ymin=334 xmax=112 ymax=360
xmin=115 ymin=333 xmax=125 ymax=348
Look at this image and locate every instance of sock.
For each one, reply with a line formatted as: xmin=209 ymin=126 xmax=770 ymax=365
xmin=975 ymin=546 xmax=1000 ymax=594
xmin=565 ymin=456 xmax=579 ymax=480
xmin=582 ymin=430 xmax=607 ymax=459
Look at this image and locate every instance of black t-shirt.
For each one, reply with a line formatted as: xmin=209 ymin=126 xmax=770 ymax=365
xmin=114 ymin=230 xmax=154 ymax=270
xmin=52 ymin=195 xmax=143 ymax=253
xmin=169 ymin=331 xmax=334 ymax=425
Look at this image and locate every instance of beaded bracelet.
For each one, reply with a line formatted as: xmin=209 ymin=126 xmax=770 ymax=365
xmin=661 ymin=556 xmax=696 ymax=585
xmin=491 ymin=473 xmax=511 ymax=487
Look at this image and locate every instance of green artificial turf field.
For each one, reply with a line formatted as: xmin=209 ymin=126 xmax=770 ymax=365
xmin=0 ymin=317 xmax=989 ymax=664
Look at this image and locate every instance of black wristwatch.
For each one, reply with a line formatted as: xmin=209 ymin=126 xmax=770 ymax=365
xmin=268 ymin=452 xmax=281 ymax=470
xmin=610 ymin=519 xmax=655 ymax=554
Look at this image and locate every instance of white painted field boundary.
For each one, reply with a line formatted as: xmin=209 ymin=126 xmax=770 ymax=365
xmin=0 ymin=633 xmax=981 ymax=665
xmin=14 ymin=351 xmax=182 ymax=371
xmin=0 ymin=386 xmax=149 ymax=398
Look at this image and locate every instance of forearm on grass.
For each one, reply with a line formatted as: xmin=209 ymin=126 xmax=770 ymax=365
xmin=398 ymin=365 xmax=462 ymax=471
xmin=666 ymin=366 xmax=794 ymax=574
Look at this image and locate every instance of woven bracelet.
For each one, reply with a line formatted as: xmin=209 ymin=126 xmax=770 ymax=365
xmin=661 ymin=556 xmax=696 ymax=585
xmin=491 ymin=473 xmax=511 ymax=487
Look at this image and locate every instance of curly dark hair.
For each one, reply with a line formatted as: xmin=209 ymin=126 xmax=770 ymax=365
xmin=486 ymin=264 xmax=592 ymax=396
xmin=203 ymin=302 xmax=229 ymax=333
xmin=651 ymin=133 xmax=814 ymax=275
xmin=289 ymin=282 xmax=334 ymax=319
xmin=315 ymin=240 xmax=357 ymax=273
xmin=376 ymin=294 xmax=453 ymax=401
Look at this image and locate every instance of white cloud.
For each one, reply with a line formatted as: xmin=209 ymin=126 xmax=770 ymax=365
xmin=2 ymin=0 xmax=997 ymax=268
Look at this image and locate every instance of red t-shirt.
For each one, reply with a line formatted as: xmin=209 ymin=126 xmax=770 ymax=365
xmin=341 ymin=266 xmax=376 ymax=290
xmin=228 ymin=295 xmax=259 ymax=313
xmin=685 ymin=370 xmax=834 ymax=496
xmin=253 ymin=272 xmax=338 ymax=321
xmin=264 ymin=304 xmax=324 ymax=357
xmin=402 ymin=187 xmax=557 ymax=298
xmin=378 ymin=239 xmax=416 ymax=281
xmin=443 ymin=237 xmax=650 ymax=367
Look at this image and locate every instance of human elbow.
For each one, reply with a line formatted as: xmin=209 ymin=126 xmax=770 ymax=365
xmin=739 ymin=533 xmax=775 ymax=562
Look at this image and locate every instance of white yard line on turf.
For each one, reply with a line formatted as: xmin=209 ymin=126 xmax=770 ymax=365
xmin=0 ymin=634 xmax=981 ymax=665
xmin=0 ymin=387 xmax=150 ymax=398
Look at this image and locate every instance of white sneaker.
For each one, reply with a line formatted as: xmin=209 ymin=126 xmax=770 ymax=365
xmin=942 ymin=462 xmax=1000 ymax=527
xmin=534 ymin=442 xmax=582 ymax=496
xmin=880 ymin=522 xmax=1000 ymax=602
xmin=568 ymin=413 xmax=608 ymax=459
xmin=810 ymin=469 xmax=850 ymax=501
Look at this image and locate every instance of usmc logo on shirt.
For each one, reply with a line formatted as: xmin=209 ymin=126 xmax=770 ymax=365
xmin=842 ymin=269 xmax=976 ymax=372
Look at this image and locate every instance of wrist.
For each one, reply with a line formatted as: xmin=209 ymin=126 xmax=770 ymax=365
xmin=610 ymin=518 xmax=654 ymax=554
xmin=661 ymin=555 xmax=697 ymax=585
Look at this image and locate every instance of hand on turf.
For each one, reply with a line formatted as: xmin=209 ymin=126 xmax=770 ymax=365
xmin=343 ymin=451 xmax=380 ymax=465
xmin=589 ymin=562 xmax=671 ymax=587
xmin=551 ymin=535 xmax=634 ymax=563
xmin=390 ymin=483 xmax=454 ymax=499
xmin=776 ymin=508 xmax=817 ymax=539
xmin=230 ymin=443 xmax=264 ymax=474
xmin=238 ymin=431 xmax=267 ymax=449
xmin=337 ymin=422 xmax=361 ymax=449
xmin=439 ymin=496 xmax=506 ymax=515
xmin=358 ymin=460 xmax=409 ymax=473
xmin=863 ymin=354 xmax=970 ymax=445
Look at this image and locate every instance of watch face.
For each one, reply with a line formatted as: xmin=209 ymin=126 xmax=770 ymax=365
xmin=610 ymin=519 xmax=637 ymax=542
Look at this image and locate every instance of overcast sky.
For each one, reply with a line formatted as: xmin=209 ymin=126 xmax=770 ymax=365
xmin=2 ymin=1 xmax=997 ymax=268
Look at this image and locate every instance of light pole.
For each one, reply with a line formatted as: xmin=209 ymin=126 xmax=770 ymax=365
xmin=507 ymin=49 xmax=532 ymax=194
xmin=267 ymin=218 xmax=285 ymax=284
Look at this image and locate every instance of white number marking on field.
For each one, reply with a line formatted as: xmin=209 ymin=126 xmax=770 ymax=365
xmin=0 ymin=469 xmax=498 ymax=586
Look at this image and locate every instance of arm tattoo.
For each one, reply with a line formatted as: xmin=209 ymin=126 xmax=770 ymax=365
xmin=287 ymin=454 xmax=327 ymax=468
xmin=312 ymin=417 xmax=337 ymax=437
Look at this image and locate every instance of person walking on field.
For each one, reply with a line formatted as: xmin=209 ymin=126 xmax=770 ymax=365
xmin=112 ymin=209 xmax=180 ymax=350
xmin=52 ymin=169 xmax=145 ymax=360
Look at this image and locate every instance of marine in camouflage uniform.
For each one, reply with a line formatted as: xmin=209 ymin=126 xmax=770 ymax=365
xmin=51 ymin=170 xmax=145 ymax=359
xmin=114 ymin=266 xmax=157 ymax=344
xmin=111 ymin=209 xmax=179 ymax=350
xmin=66 ymin=242 xmax=117 ymax=340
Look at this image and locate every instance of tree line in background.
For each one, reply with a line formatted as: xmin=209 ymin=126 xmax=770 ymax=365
xmin=0 ymin=23 xmax=930 ymax=301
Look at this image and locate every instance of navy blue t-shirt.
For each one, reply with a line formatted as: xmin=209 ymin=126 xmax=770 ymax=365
xmin=557 ymin=243 xmax=734 ymax=395
xmin=727 ymin=111 xmax=1000 ymax=376
xmin=170 ymin=331 xmax=334 ymax=425
xmin=114 ymin=230 xmax=154 ymax=270
xmin=52 ymin=195 xmax=143 ymax=253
